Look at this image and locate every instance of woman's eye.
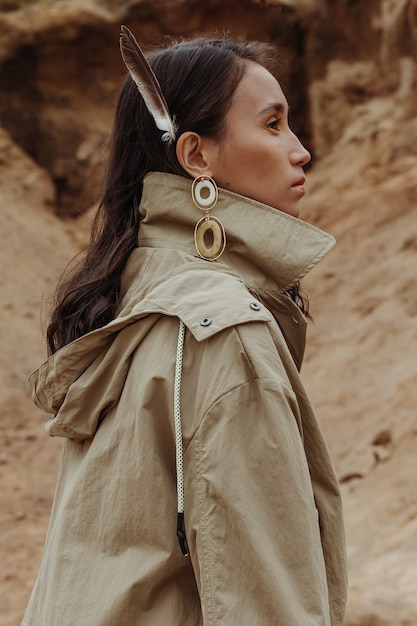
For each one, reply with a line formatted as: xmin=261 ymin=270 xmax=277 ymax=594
xmin=266 ymin=119 xmax=282 ymax=135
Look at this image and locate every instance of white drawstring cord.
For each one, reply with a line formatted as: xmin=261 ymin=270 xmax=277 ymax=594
xmin=174 ymin=320 xmax=189 ymax=556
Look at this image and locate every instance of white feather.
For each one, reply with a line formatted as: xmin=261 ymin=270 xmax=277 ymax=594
xmin=119 ymin=25 xmax=177 ymax=142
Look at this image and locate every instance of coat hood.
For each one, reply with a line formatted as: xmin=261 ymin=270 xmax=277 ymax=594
xmin=27 ymin=172 xmax=335 ymax=441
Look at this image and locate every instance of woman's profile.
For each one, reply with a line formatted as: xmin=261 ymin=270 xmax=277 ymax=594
xmin=22 ymin=26 xmax=347 ymax=626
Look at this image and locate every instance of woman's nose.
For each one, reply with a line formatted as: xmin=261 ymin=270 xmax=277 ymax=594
xmin=299 ymin=143 xmax=311 ymax=167
xmin=290 ymin=131 xmax=311 ymax=167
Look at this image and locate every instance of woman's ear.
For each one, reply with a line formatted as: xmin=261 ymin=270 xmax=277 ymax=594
xmin=176 ymin=131 xmax=217 ymax=179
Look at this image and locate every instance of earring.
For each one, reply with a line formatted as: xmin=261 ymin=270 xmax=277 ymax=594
xmin=192 ymin=176 xmax=226 ymax=261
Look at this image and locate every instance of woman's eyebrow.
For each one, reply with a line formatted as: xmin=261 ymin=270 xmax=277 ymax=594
xmin=257 ymin=102 xmax=287 ymax=116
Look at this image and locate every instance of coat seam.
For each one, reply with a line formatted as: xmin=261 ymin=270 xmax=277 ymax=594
xmin=194 ymin=427 xmax=215 ymax=625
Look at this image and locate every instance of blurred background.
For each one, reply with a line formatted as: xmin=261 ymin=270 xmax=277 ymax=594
xmin=1 ymin=0 xmax=417 ymax=624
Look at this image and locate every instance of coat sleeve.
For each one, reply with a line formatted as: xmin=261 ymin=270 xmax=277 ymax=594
xmin=182 ymin=324 xmax=334 ymax=626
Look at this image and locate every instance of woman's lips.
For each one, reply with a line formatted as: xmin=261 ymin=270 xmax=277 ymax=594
xmin=292 ymin=177 xmax=306 ymax=195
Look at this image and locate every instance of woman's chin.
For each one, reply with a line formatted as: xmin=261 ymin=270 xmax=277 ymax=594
xmin=275 ymin=203 xmax=301 ymax=218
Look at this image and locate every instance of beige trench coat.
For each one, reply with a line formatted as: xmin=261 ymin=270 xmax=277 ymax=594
xmin=23 ymin=173 xmax=347 ymax=625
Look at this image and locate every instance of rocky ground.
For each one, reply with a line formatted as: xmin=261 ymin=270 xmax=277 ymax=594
xmin=1 ymin=1 xmax=417 ymax=624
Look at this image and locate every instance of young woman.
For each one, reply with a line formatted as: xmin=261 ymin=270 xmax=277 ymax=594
xmin=23 ymin=27 xmax=347 ymax=626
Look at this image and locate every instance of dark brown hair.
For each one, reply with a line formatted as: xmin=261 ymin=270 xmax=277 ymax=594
xmin=47 ymin=36 xmax=302 ymax=354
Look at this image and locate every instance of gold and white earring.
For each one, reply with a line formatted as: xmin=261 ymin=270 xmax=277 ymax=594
xmin=192 ymin=176 xmax=226 ymax=261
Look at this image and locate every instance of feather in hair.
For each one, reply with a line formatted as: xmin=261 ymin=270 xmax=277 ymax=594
xmin=119 ymin=25 xmax=177 ymax=143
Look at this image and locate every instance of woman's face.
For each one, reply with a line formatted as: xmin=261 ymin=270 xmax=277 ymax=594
xmin=210 ymin=62 xmax=311 ymax=217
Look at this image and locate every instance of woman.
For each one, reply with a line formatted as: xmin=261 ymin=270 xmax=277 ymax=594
xmin=23 ymin=27 xmax=347 ymax=625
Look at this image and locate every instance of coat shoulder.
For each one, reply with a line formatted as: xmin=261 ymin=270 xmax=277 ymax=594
xmin=137 ymin=262 xmax=273 ymax=341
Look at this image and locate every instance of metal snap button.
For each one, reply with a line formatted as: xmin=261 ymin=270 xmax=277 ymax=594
xmin=249 ymin=302 xmax=261 ymax=311
xmin=200 ymin=317 xmax=212 ymax=327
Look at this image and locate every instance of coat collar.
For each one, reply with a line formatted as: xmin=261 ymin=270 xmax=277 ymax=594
xmin=139 ymin=172 xmax=335 ymax=296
